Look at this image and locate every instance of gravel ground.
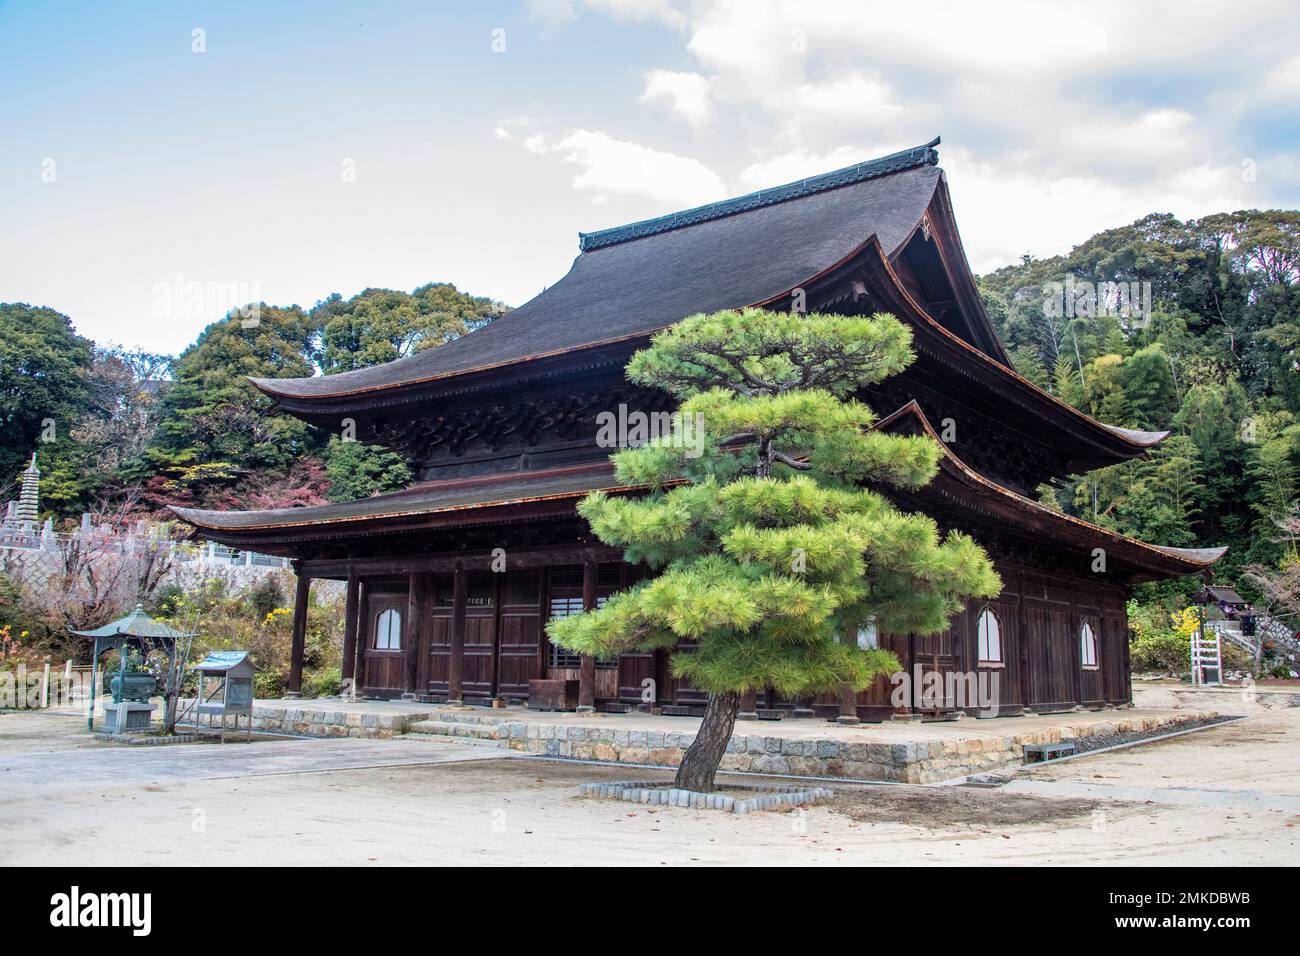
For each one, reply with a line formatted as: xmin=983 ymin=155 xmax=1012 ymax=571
xmin=1 ymin=709 xmax=1295 ymax=865
xmin=1066 ymin=713 xmax=1238 ymax=755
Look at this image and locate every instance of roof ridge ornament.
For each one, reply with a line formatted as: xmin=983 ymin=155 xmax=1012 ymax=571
xmin=578 ymin=137 xmax=942 ymax=253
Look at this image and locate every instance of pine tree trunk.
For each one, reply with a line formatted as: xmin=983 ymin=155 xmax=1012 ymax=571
xmin=673 ymin=690 xmax=739 ymax=792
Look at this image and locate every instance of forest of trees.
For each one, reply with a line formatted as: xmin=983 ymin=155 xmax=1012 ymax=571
xmin=978 ymin=210 xmax=1300 ymax=601
xmin=2 ymin=206 xmax=1297 ymax=614
xmin=0 ymin=284 xmax=503 ymax=518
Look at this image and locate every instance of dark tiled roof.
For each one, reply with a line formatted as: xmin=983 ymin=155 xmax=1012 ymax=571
xmin=170 ymin=462 xmax=631 ymax=531
xmin=251 ymin=143 xmax=944 ymax=400
xmin=578 ymin=139 xmax=940 ymax=251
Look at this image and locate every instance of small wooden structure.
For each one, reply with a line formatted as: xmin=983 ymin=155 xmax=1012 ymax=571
xmin=528 ymin=678 xmax=580 ymax=712
xmin=191 ymin=651 xmax=255 ymax=742
xmin=73 ymin=605 xmax=194 ymax=734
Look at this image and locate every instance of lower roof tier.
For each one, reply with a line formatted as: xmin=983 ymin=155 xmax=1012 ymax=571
xmin=172 ymin=407 xmax=1223 ymax=584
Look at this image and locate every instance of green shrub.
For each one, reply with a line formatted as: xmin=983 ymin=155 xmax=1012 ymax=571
xmin=1222 ymin=642 xmax=1252 ymax=673
xmin=247 ymin=576 xmax=285 ymax=619
xmin=302 ymin=666 xmax=341 ymax=698
xmin=148 ymin=582 xmax=186 ymax=619
xmin=254 ymin=669 xmax=286 ymax=700
xmin=1130 ymin=630 xmax=1191 ymax=675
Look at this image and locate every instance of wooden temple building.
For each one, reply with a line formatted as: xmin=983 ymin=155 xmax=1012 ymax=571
xmin=174 ymin=138 xmax=1225 ymax=720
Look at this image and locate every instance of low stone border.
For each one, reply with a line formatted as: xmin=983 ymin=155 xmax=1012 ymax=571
xmin=94 ymin=732 xmax=200 ymax=746
xmin=1064 ymin=712 xmax=1235 ymax=755
xmin=580 ymin=779 xmax=833 ymax=813
xmin=177 ymin=699 xmax=433 ymax=739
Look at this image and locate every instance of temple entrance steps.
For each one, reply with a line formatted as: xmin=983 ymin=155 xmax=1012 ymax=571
xmin=406 ymin=714 xmax=512 ymax=744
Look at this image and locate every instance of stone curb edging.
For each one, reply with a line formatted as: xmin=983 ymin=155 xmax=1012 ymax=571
xmin=579 ymin=779 xmax=833 ymax=813
xmin=177 ymin=700 xmax=437 ymax=740
xmin=94 ymin=732 xmax=200 ymax=746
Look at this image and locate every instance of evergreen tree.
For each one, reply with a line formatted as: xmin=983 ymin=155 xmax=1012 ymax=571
xmin=0 ymin=303 xmax=94 ymax=489
xmin=1175 ymin=381 xmax=1251 ymax=544
xmin=152 ymin=306 xmax=320 ymax=478
xmin=1122 ymin=343 xmax=1180 ymax=429
xmin=316 ymin=283 xmax=502 ymax=374
xmin=323 ymin=437 xmax=412 ymax=502
xmin=1114 ymin=435 xmax=1202 ymax=547
xmin=549 ymin=308 xmax=1000 ymax=791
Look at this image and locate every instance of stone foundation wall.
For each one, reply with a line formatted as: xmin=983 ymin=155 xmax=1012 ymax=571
xmin=233 ymin=702 xmax=1219 ymax=783
xmin=496 ymin=710 xmax=1218 ymax=783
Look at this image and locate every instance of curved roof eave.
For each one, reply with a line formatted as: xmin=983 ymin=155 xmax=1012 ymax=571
xmin=848 ymin=239 xmax=1169 ymax=457
xmin=874 ymin=400 xmax=1226 ymax=575
xmin=918 ymin=175 xmax=1013 ymax=366
xmin=1101 ymin=423 xmax=1171 ymax=447
xmin=167 ymin=463 xmax=677 ymax=538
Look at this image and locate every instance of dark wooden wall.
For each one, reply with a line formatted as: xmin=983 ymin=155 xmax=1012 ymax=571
xmin=352 ymin=554 xmax=1131 ymax=717
xmin=807 ymin=559 xmax=1131 ymax=720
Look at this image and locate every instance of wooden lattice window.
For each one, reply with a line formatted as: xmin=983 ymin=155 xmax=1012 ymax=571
xmin=977 ymin=609 xmax=1002 ymax=664
xmin=374 ymin=608 xmax=401 ymax=651
xmin=547 ymin=594 xmax=611 ymax=668
xmin=1080 ymin=620 xmax=1098 ymax=670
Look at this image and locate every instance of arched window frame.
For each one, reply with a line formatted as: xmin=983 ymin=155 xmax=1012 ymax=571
xmin=1079 ymin=620 xmax=1098 ymax=670
xmin=374 ymin=608 xmax=402 ymax=651
xmin=976 ymin=607 xmax=1002 ymax=664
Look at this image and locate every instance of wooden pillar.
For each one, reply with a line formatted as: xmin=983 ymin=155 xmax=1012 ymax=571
xmin=738 ymin=687 xmax=758 ymax=720
xmin=835 ymin=625 xmax=859 ymax=724
xmin=951 ymin=608 xmax=966 ymax=709
xmin=447 ymin=564 xmax=466 ymax=705
xmin=287 ymin=568 xmax=311 ymax=697
xmin=353 ymin=581 xmax=368 ymax=698
xmin=836 ymin=684 xmax=860 ymax=725
xmin=1017 ymin=569 xmax=1035 ymax=715
xmin=341 ymin=571 xmax=360 ymax=693
xmin=891 ymin=633 xmax=916 ymax=720
xmin=1070 ymin=598 xmax=1085 ymax=711
xmin=577 ymin=559 xmax=598 ymax=712
xmin=403 ymin=573 xmax=422 ymax=699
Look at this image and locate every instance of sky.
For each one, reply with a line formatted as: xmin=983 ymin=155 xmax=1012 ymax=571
xmin=2 ymin=0 xmax=1298 ymax=356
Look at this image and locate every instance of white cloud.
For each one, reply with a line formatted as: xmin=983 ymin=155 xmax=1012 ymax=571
xmin=514 ymin=127 xmax=727 ymax=207
xmin=1264 ymin=53 xmax=1300 ymax=97
xmin=737 ymin=145 xmax=890 ymax=192
xmin=508 ymin=2 xmax=1299 ymax=291
xmin=492 ymin=116 xmax=531 ymax=141
xmin=641 ymin=69 xmax=714 ymax=128
xmin=654 ymin=0 xmax=1298 ymax=269
xmin=586 ymin=0 xmax=686 ymax=30
xmin=524 ymin=0 xmax=578 ymax=28
xmin=532 ymin=0 xmax=686 ymax=31
xmin=939 ymin=147 xmax=1259 ymax=272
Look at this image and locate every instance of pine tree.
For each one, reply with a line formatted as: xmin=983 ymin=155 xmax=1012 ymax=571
xmin=549 ymin=308 xmax=1000 ymax=792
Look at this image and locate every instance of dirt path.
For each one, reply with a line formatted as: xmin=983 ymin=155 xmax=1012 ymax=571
xmin=1 ymin=710 xmax=1295 ymax=866
xmin=1021 ymin=707 xmax=1300 ymax=795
